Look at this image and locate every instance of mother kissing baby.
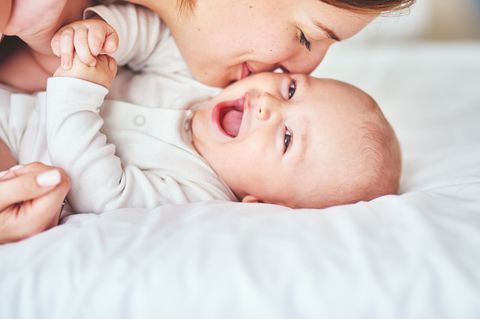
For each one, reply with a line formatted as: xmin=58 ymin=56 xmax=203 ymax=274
xmin=0 ymin=0 xmax=414 ymax=243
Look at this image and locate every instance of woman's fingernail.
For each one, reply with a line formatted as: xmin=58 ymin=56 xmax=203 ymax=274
xmin=9 ymin=164 xmax=24 ymax=171
xmin=36 ymin=170 xmax=61 ymax=187
xmin=0 ymin=170 xmax=8 ymax=179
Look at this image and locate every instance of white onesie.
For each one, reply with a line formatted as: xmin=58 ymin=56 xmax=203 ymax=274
xmin=0 ymin=3 xmax=236 ymax=214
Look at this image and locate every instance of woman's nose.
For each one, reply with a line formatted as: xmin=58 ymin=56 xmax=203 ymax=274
xmin=281 ymin=41 xmax=332 ymax=74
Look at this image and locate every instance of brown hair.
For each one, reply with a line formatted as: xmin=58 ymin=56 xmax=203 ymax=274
xmin=177 ymin=0 xmax=196 ymax=13
xmin=358 ymin=115 xmax=402 ymax=199
xmin=321 ymin=0 xmax=415 ymax=13
xmin=177 ymin=0 xmax=415 ymax=14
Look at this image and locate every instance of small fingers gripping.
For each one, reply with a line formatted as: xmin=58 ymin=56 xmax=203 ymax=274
xmin=51 ymin=26 xmax=74 ymax=69
xmin=51 ymin=18 xmax=118 ymax=70
xmin=102 ymin=30 xmax=119 ymax=55
xmin=73 ymin=26 xmax=97 ymax=67
xmin=54 ymin=53 xmax=117 ymax=89
xmin=88 ymin=23 xmax=118 ymax=56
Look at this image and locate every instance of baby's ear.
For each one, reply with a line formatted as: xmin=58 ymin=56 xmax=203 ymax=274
xmin=241 ymin=195 xmax=259 ymax=204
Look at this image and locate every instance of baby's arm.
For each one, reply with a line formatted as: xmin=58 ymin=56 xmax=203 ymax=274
xmin=47 ymin=56 xmax=188 ymax=213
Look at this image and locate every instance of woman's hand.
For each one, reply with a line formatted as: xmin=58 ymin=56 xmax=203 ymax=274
xmin=0 ymin=162 xmax=71 ymax=244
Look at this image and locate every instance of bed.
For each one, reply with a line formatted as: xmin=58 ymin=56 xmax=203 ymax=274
xmin=1 ymin=41 xmax=479 ymax=319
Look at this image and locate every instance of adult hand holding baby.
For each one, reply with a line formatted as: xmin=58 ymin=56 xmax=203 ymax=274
xmin=0 ymin=163 xmax=70 ymax=244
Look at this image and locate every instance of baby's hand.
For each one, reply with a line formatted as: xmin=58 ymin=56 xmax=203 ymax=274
xmin=51 ymin=18 xmax=118 ymax=70
xmin=54 ymin=53 xmax=117 ymax=89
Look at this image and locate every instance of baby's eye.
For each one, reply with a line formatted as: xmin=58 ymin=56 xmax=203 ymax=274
xmin=288 ymin=79 xmax=296 ymax=100
xmin=283 ymin=127 xmax=292 ymax=153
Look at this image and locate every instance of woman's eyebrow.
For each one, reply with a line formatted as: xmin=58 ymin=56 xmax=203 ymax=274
xmin=313 ymin=20 xmax=341 ymax=41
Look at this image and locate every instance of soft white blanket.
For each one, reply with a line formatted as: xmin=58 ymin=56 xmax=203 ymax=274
xmin=1 ymin=42 xmax=479 ymax=319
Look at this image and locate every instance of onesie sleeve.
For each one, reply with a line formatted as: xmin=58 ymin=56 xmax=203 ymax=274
xmin=84 ymin=3 xmax=164 ymax=71
xmin=45 ymin=77 xmax=200 ymax=214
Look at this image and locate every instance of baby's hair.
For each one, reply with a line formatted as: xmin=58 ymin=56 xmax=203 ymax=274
xmin=320 ymin=92 xmax=402 ymax=207
xmin=357 ymin=111 xmax=402 ymax=200
xmin=176 ymin=0 xmax=415 ymax=15
xmin=322 ymin=99 xmax=401 ymax=208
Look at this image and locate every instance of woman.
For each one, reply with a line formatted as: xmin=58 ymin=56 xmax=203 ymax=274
xmin=0 ymin=0 xmax=415 ymax=90
xmin=0 ymin=0 xmax=414 ymax=243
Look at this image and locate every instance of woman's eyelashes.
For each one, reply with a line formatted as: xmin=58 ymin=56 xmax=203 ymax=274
xmin=283 ymin=127 xmax=292 ymax=154
xmin=288 ymin=79 xmax=297 ymax=99
xmin=298 ymin=31 xmax=311 ymax=51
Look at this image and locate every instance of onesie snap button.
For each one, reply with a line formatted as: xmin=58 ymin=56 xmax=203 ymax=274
xmin=134 ymin=115 xmax=146 ymax=126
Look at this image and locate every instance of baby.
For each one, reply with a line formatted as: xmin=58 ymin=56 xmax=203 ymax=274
xmin=191 ymin=73 xmax=402 ymax=208
xmin=1 ymin=2 xmax=400 ymax=213
xmin=0 ymin=49 xmax=401 ymax=212
xmin=0 ymin=0 xmax=408 ymax=244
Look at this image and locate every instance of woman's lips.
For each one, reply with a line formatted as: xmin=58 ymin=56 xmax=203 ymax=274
xmin=240 ymin=63 xmax=252 ymax=80
xmin=212 ymin=97 xmax=245 ymax=138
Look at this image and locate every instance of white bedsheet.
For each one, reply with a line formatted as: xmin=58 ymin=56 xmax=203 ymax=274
xmin=1 ymin=42 xmax=479 ymax=319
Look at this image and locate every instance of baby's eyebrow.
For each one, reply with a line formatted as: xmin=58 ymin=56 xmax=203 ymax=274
xmin=313 ymin=20 xmax=341 ymax=41
xmin=291 ymin=120 xmax=308 ymax=167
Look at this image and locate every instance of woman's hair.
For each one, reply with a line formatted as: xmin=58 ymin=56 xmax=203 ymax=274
xmin=177 ymin=0 xmax=415 ymax=14
xmin=177 ymin=0 xmax=195 ymax=13
xmin=322 ymin=0 xmax=415 ymax=13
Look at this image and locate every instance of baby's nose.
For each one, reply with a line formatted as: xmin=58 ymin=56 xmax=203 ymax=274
xmin=255 ymin=93 xmax=280 ymax=121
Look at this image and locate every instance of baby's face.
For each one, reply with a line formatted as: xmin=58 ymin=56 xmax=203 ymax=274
xmin=155 ymin=0 xmax=374 ymax=87
xmin=192 ymin=73 xmax=382 ymax=208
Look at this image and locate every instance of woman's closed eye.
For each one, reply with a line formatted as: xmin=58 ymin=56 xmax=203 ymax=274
xmin=298 ymin=31 xmax=311 ymax=51
xmin=283 ymin=126 xmax=292 ymax=154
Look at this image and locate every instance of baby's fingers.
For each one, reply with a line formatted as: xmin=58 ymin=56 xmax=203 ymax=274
xmin=51 ymin=32 xmax=61 ymax=57
xmin=59 ymin=27 xmax=74 ymax=69
xmin=74 ymin=27 xmax=96 ymax=67
xmin=101 ymin=31 xmax=118 ymax=55
xmin=87 ymin=26 xmax=107 ymax=57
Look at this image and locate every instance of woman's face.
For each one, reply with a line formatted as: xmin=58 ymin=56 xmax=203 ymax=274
xmin=164 ymin=0 xmax=375 ymax=87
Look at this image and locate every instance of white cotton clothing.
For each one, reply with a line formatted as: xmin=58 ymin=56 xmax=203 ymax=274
xmin=0 ymin=79 xmax=235 ymax=215
xmin=0 ymin=3 xmax=236 ymax=214
xmin=84 ymin=3 xmax=221 ymax=108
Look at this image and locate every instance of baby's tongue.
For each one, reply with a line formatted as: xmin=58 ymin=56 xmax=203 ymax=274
xmin=222 ymin=109 xmax=243 ymax=137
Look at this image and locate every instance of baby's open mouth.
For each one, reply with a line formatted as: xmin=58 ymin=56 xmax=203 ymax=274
xmin=214 ymin=97 xmax=245 ymax=138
